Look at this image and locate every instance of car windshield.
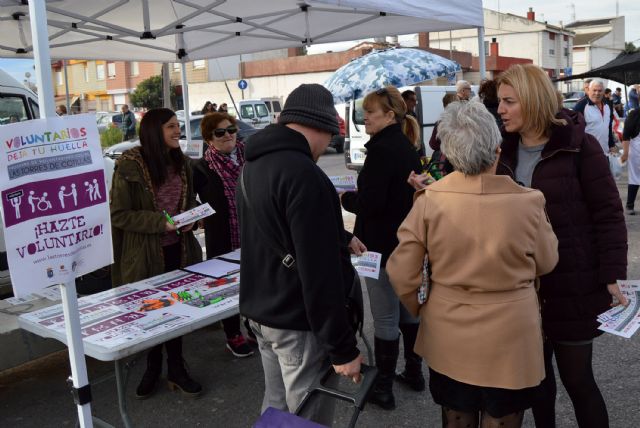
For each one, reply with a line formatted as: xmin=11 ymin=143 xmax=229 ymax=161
xmin=180 ymin=118 xmax=202 ymax=139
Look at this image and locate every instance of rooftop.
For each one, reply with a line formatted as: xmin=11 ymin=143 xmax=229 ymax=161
xmin=566 ymin=17 xmax=616 ymax=28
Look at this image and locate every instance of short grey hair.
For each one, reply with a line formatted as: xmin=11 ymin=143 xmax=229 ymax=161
xmin=437 ymin=101 xmax=501 ymax=176
xmin=456 ymin=80 xmax=471 ymax=93
xmin=589 ymin=79 xmax=604 ymax=89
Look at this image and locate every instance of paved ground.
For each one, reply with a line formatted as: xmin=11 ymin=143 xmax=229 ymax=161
xmin=1 ymin=150 xmax=638 ymax=427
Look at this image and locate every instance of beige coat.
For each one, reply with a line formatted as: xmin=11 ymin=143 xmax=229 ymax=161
xmin=387 ymin=172 xmax=558 ymax=390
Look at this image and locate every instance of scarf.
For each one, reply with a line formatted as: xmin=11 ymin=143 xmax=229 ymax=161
xmin=204 ymin=141 xmax=245 ymax=249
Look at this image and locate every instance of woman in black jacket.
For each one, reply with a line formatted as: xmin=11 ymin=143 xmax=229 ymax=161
xmin=340 ymin=86 xmax=422 ymax=410
xmin=193 ymin=112 xmax=253 ymax=358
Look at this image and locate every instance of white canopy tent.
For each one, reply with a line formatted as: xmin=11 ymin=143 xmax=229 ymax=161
xmin=0 ymin=2 xmax=484 ymax=426
xmin=1 ymin=0 xmax=485 ymax=117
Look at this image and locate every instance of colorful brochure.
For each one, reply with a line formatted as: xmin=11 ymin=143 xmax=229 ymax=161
xmin=172 ymin=203 xmax=215 ymax=228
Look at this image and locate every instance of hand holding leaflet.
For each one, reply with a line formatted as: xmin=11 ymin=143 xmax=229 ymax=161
xmin=329 ymin=175 xmax=357 ymax=193
xmin=172 ymin=203 xmax=216 ymax=228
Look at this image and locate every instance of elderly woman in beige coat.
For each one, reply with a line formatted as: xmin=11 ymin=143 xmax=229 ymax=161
xmin=387 ymin=101 xmax=559 ymax=428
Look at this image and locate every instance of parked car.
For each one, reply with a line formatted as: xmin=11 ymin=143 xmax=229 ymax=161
xmin=95 ymin=111 xmax=120 ymax=133
xmin=329 ymin=114 xmax=345 ymax=153
xmin=563 ymin=98 xmax=580 ymax=110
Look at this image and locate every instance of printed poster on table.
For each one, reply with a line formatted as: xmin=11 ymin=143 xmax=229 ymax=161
xmin=0 ymin=114 xmax=112 ymax=297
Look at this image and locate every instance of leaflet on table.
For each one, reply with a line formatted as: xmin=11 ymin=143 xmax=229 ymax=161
xmin=172 ymin=203 xmax=215 ymax=228
xmin=217 ymin=248 xmax=241 ymax=263
xmin=597 ymin=280 xmax=640 ymax=339
xmin=83 ymin=311 xmax=193 ymax=347
xmin=4 ymin=294 xmax=40 ymax=305
xmin=351 ymin=251 xmax=382 ymax=279
xmin=20 ymin=270 xmax=242 ymax=349
xmin=329 ymin=175 xmax=357 ymax=192
xmin=183 ymin=258 xmax=241 ymax=278
xmin=34 ymin=285 xmax=62 ymax=301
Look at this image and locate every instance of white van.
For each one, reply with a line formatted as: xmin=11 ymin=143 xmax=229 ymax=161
xmin=261 ymin=97 xmax=283 ymax=123
xmin=344 ymin=85 xmax=477 ymax=171
xmin=238 ymin=99 xmax=271 ymax=129
xmin=0 ymin=69 xmax=41 ymax=295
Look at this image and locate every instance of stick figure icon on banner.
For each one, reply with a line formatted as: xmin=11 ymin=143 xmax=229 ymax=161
xmin=58 ymin=185 xmax=79 ymax=209
xmin=28 ymin=190 xmax=53 ymax=212
xmin=84 ymin=180 xmax=101 ymax=202
xmin=7 ymin=190 xmax=23 ymax=219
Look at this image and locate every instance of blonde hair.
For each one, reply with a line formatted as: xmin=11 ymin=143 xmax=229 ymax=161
xmin=363 ymin=85 xmax=420 ymax=149
xmin=496 ymin=64 xmax=566 ymax=138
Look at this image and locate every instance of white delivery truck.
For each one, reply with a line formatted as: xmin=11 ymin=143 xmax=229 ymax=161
xmin=344 ymin=85 xmax=478 ymax=171
xmin=0 ymin=69 xmax=42 ymax=295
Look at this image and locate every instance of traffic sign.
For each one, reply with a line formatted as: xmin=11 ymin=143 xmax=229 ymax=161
xmin=238 ymin=79 xmax=248 ymax=90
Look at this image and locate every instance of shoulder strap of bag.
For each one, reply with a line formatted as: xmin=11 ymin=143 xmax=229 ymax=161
xmin=240 ymin=168 xmax=296 ymax=269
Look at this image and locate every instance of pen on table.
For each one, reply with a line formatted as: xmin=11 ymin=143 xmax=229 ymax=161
xmin=163 ymin=209 xmax=180 ymax=235
xmin=210 ymin=296 xmax=224 ymax=304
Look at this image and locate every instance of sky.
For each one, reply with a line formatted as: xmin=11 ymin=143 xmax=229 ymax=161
xmin=1 ymin=1 xmax=639 ymax=82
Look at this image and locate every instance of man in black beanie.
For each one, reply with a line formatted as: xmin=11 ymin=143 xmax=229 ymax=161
xmin=238 ymin=84 xmax=365 ymax=424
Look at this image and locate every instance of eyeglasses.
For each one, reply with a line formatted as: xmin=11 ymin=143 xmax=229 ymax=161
xmin=213 ymin=126 xmax=238 ymax=138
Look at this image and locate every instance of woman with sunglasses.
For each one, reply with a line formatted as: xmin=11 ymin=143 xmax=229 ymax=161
xmin=110 ymin=108 xmax=203 ymax=399
xmin=193 ymin=112 xmax=254 ymax=358
xmin=340 ymin=86 xmax=423 ymax=410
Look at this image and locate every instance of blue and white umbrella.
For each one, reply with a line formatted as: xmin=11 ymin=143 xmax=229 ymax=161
xmin=324 ymin=48 xmax=461 ymax=103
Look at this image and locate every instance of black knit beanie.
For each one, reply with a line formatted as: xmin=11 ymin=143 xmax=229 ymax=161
xmin=278 ymin=84 xmax=339 ymax=135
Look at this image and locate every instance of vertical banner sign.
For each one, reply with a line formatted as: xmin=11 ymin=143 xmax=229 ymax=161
xmin=0 ymin=114 xmax=113 ymax=297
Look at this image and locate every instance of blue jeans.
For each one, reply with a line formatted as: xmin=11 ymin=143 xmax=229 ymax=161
xmin=364 ymin=268 xmax=418 ymax=341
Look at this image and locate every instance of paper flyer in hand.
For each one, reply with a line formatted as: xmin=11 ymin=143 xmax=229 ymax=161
xmin=597 ymin=280 xmax=640 ymax=339
xmin=329 ymin=175 xmax=357 ymax=192
xmin=172 ymin=202 xmax=215 ymax=228
xmin=351 ymin=251 xmax=382 ymax=279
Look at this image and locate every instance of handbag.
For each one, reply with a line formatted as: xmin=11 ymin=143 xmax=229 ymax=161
xmin=418 ymin=254 xmax=431 ymax=305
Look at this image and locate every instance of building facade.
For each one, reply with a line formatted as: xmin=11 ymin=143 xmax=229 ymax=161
xmin=427 ymin=8 xmax=574 ymax=79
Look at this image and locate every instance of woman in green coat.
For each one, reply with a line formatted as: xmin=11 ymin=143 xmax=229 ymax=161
xmin=110 ymin=108 xmax=203 ymax=399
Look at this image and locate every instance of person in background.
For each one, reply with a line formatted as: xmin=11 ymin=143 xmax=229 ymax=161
xmin=407 ymin=93 xmax=457 ymax=190
xmin=621 ymin=108 xmax=640 ymax=215
xmin=629 ymin=85 xmax=639 ymax=111
xmin=201 ymin=101 xmax=215 ymax=115
xmin=218 ymin=103 xmax=228 ymax=113
xmin=340 ymin=86 xmax=423 ymax=410
xmin=56 ymin=105 xmax=68 ymax=115
xmin=581 ymin=78 xmax=592 ymax=99
xmin=401 ymin=90 xmax=418 ymax=119
xmin=455 ymin=80 xmax=472 ymax=101
xmin=120 ymin=104 xmax=137 ymax=140
xmin=192 ymin=112 xmax=254 ymax=357
xmin=612 ymin=87 xmax=624 ymax=117
xmin=573 ymin=80 xmax=615 ymax=155
xmin=110 ymin=108 xmax=203 ymax=399
xmin=8 ymin=114 xmax=20 ymax=123
xmin=478 ymin=79 xmax=503 ymax=128
xmin=239 ymin=84 xmax=363 ymax=425
xmin=388 ymin=100 xmax=559 ymax=428
xmin=496 ymin=64 xmax=628 ymax=428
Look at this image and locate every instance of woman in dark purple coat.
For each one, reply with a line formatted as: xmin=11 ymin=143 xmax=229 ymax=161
xmin=496 ymin=64 xmax=628 ymax=428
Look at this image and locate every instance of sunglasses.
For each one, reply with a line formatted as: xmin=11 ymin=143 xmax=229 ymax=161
xmin=213 ymin=126 xmax=238 ymax=138
xmin=375 ymin=87 xmax=394 ymax=107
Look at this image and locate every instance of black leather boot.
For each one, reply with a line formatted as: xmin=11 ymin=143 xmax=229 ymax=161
xmin=166 ymin=338 xmax=202 ymax=398
xmin=369 ymin=336 xmax=400 ymax=410
xmin=135 ymin=344 xmax=163 ymax=399
xmin=397 ymin=323 xmax=425 ymax=392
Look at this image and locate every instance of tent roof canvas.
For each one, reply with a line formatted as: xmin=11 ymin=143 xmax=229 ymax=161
xmin=557 ymin=51 xmax=640 ymax=85
xmin=0 ymin=0 xmax=484 ymax=62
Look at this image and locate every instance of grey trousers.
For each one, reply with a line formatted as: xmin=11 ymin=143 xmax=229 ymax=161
xmin=364 ymin=268 xmax=419 ymax=341
xmin=249 ymin=320 xmax=335 ymax=427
